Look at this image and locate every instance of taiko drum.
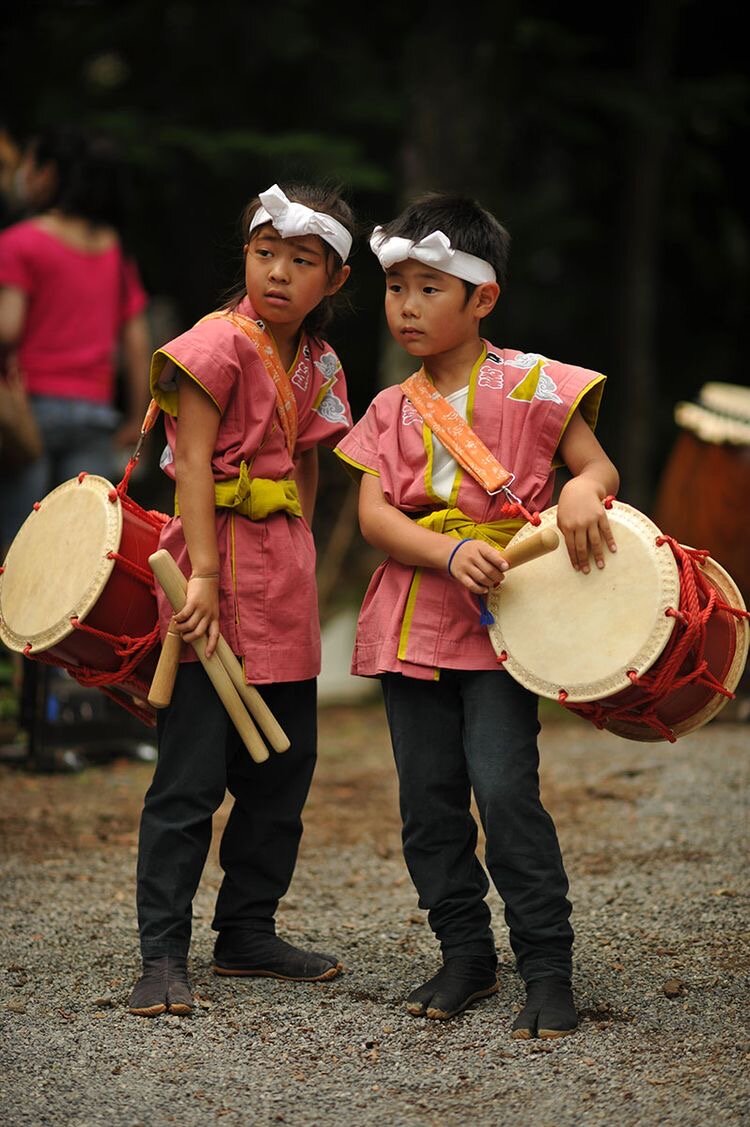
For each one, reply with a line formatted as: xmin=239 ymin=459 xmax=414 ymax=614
xmin=0 ymin=475 xmax=165 ymax=723
xmin=486 ymin=502 xmax=748 ymax=742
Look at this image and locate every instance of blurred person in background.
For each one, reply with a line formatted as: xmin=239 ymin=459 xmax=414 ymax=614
xmin=0 ymin=123 xmax=22 ymax=228
xmin=0 ymin=123 xmax=151 ymax=771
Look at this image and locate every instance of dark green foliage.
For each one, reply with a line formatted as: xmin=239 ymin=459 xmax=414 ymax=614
xmin=1 ymin=0 xmax=747 ymax=503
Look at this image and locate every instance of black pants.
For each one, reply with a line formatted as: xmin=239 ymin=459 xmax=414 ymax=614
xmin=381 ymin=669 xmax=573 ymax=983
xmin=136 ymin=664 xmax=317 ymax=959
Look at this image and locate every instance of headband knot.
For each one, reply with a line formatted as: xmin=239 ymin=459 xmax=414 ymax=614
xmin=370 ymin=227 xmax=496 ymax=285
xmin=250 ymin=184 xmax=352 ymax=262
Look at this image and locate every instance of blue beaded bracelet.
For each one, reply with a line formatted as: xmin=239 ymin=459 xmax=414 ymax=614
xmin=447 ymin=538 xmax=472 ymax=576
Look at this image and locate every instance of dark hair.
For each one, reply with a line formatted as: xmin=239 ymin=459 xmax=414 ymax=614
xmin=225 ymin=181 xmax=354 ymax=339
xmin=377 ymin=191 xmax=511 ymax=294
xmin=28 ymin=125 xmax=131 ymax=234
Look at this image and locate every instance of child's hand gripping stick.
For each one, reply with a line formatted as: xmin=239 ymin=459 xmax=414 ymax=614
xmin=148 ymin=549 xmax=289 ymax=752
xmin=501 ymin=527 xmax=559 ymax=570
xmin=148 ymin=549 xmax=270 ymax=764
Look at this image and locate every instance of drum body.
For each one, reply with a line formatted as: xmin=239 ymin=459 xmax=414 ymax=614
xmin=653 ymin=382 xmax=750 ymax=606
xmin=487 ymin=502 xmax=749 ymax=742
xmin=0 ymin=475 xmax=163 ymax=720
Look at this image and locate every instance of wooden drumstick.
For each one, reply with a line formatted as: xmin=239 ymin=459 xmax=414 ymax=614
xmin=147 ymin=617 xmax=183 ymax=709
xmin=214 ymin=635 xmax=290 ymax=753
xmin=148 ymin=550 xmax=269 ymax=764
xmin=147 ymin=550 xmax=290 ymax=753
xmin=502 ymin=527 xmax=560 ymax=569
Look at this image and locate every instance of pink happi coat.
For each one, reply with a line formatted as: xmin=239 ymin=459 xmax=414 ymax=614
xmin=335 ymin=344 xmax=605 ymax=680
xmin=150 ymin=296 xmax=352 ymax=683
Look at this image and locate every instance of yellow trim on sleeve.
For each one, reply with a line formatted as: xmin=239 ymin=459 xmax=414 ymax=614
xmin=149 ymin=348 xmax=221 ymax=417
xmin=333 ymin=448 xmax=379 ymax=481
xmin=571 ymin=373 xmax=605 ymax=432
xmin=552 ymin=373 xmax=606 ymax=468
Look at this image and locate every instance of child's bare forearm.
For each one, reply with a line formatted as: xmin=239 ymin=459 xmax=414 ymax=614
xmin=569 ymin=454 xmax=620 ymax=501
xmin=360 ymin=485 xmax=452 ymax=570
xmin=358 ymin=473 xmax=507 ymax=594
xmin=174 ymin=454 xmax=220 ymax=576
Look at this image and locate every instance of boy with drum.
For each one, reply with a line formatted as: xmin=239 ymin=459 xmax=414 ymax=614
xmin=335 ymin=192 xmax=619 ymax=1038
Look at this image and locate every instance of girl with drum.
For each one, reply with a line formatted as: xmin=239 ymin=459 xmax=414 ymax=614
xmin=335 ymin=192 xmax=619 ymax=1039
xmin=128 ymin=184 xmax=354 ymax=1016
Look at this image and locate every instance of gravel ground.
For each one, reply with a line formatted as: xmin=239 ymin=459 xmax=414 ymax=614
xmin=0 ymin=700 xmax=748 ymax=1126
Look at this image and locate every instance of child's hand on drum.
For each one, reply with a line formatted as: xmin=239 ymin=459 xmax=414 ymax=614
xmin=174 ymin=575 xmax=221 ymax=656
xmin=447 ymin=538 xmax=509 ymax=594
xmin=557 ymin=478 xmax=617 ymax=574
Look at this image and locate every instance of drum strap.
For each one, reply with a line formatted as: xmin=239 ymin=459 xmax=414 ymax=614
xmin=175 ymin=461 xmax=302 ymax=521
xmin=401 ymin=369 xmax=514 ymax=494
xmin=201 ymin=310 xmax=299 ymax=455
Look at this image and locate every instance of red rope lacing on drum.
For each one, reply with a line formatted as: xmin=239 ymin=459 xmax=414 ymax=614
xmin=559 ymin=536 xmax=750 ymax=742
xmin=23 ymin=634 xmax=160 ymax=727
xmin=499 ymin=497 xmax=541 ymax=526
xmin=18 ymin=410 xmax=170 ymax=726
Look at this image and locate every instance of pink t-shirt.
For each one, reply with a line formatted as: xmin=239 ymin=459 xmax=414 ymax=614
xmin=0 ymin=219 xmax=148 ymax=403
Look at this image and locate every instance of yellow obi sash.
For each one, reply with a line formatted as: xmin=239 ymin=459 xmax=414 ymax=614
xmin=175 ymin=461 xmax=302 ymax=521
xmin=414 ymin=507 xmax=524 ymax=548
xmin=397 ymin=507 xmax=526 ymax=661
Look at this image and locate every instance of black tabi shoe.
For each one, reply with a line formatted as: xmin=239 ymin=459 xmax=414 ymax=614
xmin=212 ymin=931 xmax=342 ymax=982
xmin=406 ymin=956 xmax=499 ymax=1021
xmin=511 ymin=976 xmax=577 ymax=1040
xmin=128 ymin=955 xmax=194 ymax=1017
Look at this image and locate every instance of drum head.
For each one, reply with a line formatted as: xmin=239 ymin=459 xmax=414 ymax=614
xmin=0 ymin=476 xmax=122 ymax=653
xmin=487 ymin=503 xmax=681 ymax=702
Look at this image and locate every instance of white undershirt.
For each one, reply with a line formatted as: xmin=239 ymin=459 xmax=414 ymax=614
xmin=430 ymin=384 xmax=469 ymax=502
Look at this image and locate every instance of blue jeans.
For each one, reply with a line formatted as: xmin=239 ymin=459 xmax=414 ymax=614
xmin=0 ymin=396 xmax=119 ymax=550
xmin=381 ymin=669 xmax=574 ymax=983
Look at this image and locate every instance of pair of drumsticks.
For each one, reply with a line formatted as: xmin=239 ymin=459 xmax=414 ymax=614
xmin=146 ymin=529 xmax=560 ymax=765
xmin=147 ymin=549 xmax=289 ymax=763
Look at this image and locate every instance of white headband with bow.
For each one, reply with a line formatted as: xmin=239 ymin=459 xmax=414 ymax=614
xmin=370 ymin=227 xmax=496 ymax=285
xmin=249 ymin=184 xmax=352 ymax=263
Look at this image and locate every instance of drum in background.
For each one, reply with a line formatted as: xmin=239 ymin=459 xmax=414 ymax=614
xmin=0 ymin=475 xmax=166 ymax=724
xmin=486 ymin=502 xmax=749 ymax=743
xmin=653 ymin=381 xmax=750 ymax=606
